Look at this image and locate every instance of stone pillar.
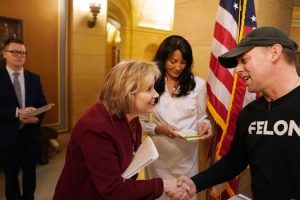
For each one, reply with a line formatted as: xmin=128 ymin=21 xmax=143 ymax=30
xmin=71 ymin=0 xmax=107 ymax=126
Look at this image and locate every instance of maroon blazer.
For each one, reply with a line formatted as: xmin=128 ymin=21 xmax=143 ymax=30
xmin=53 ymin=102 xmax=163 ymax=200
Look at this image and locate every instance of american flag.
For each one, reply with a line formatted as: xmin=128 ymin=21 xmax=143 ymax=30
xmin=207 ymin=0 xmax=257 ymax=198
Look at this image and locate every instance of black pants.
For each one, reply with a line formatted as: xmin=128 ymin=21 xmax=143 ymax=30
xmin=0 ymin=131 xmax=39 ymax=200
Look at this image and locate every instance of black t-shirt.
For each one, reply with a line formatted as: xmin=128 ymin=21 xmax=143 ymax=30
xmin=192 ymin=86 xmax=300 ymax=199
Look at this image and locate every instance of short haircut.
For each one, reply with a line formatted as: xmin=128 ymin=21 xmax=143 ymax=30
xmin=99 ymin=59 xmax=160 ymax=117
xmin=282 ymin=47 xmax=298 ymax=66
xmin=3 ymin=38 xmax=24 ymax=49
xmin=263 ymin=46 xmax=298 ymax=66
xmin=1 ymin=38 xmax=25 ymax=66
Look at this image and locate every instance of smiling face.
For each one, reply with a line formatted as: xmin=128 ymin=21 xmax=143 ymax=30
xmin=133 ymin=77 xmax=159 ymax=115
xmin=235 ymin=46 xmax=273 ymax=93
xmin=165 ymin=50 xmax=186 ymax=80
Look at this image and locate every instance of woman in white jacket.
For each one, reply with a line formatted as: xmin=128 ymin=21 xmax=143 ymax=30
xmin=140 ymin=35 xmax=212 ymax=200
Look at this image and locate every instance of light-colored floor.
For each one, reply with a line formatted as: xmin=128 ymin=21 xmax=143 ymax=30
xmin=0 ymin=133 xmax=70 ymax=200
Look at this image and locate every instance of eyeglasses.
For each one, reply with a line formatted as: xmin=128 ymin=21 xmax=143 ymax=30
xmin=4 ymin=50 xmax=27 ymax=57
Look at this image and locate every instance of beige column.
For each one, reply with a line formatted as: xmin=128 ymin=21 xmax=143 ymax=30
xmin=71 ymin=0 xmax=107 ymax=127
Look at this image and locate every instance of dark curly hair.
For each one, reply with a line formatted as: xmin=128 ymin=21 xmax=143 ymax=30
xmin=154 ymin=35 xmax=195 ymax=98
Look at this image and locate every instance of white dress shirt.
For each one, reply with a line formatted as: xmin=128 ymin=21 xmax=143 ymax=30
xmin=6 ymin=66 xmax=25 ymax=116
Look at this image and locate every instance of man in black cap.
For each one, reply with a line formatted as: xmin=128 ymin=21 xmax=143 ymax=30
xmin=167 ymin=26 xmax=300 ymax=199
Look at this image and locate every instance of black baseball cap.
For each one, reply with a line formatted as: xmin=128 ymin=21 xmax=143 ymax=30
xmin=218 ymin=26 xmax=298 ymax=68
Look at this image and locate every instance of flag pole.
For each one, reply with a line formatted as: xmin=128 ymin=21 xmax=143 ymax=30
xmin=205 ymin=118 xmax=219 ymax=200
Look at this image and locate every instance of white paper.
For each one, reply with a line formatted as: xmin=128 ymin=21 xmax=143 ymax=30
xmin=174 ymin=129 xmax=201 ymax=141
xmin=121 ymin=137 xmax=159 ymax=179
xmin=21 ymin=103 xmax=55 ymax=117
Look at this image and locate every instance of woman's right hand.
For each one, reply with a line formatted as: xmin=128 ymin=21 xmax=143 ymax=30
xmin=155 ymin=124 xmax=180 ymax=138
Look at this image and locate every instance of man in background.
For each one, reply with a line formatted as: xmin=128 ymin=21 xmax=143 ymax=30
xmin=0 ymin=38 xmax=47 ymax=200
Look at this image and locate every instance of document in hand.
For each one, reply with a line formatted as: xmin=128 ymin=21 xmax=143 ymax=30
xmin=21 ymin=103 xmax=55 ymax=117
xmin=174 ymin=129 xmax=201 ymax=141
xmin=121 ymin=136 xmax=159 ymax=179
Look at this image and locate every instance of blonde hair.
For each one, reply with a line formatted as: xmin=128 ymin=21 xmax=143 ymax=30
xmin=99 ymin=59 xmax=160 ymax=117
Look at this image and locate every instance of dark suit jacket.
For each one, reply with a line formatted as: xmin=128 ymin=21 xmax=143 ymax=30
xmin=0 ymin=65 xmax=47 ymax=148
xmin=53 ymin=103 xmax=163 ymax=200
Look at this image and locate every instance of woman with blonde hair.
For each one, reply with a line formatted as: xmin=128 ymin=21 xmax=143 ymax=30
xmin=53 ymin=59 xmax=193 ymax=200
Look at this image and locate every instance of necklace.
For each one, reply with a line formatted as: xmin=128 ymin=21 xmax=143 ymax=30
xmin=166 ymin=78 xmax=179 ymax=93
xmin=172 ymin=85 xmax=177 ymax=91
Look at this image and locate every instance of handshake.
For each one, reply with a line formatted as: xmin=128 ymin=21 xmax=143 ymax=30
xmin=163 ymin=176 xmax=196 ymax=200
